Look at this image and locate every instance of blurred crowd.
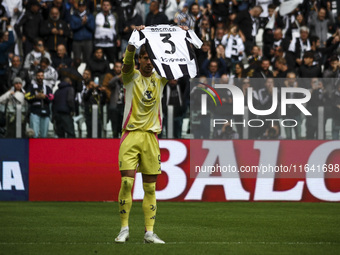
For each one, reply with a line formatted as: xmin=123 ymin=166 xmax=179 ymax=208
xmin=0 ymin=0 xmax=339 ymax=139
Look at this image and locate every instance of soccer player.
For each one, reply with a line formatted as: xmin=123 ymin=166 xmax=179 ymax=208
xmin=115 ymin=25 xmax=189 ymax=244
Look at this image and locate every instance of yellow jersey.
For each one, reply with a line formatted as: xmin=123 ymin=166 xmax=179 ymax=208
xmin=122 ymin=68 xmax=168 ymax=134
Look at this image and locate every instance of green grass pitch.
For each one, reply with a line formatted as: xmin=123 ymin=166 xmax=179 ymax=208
xmin=1 ymin=202 xmax=340 ymax=255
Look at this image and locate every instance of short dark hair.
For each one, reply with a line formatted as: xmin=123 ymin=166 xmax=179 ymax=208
xmin=36 ymin=68 xmax=44 ymax=75
xmin=329 ymin=55 xmax=339 ymax=62
xmin=261 ymin=57 xmax=270 ymax=63
xmin=276 ymin=57 xmax=287 ymax=65
xmin=40 ymin=57 xmax=50 ymax=65
xmin=63 ymin=77 xmax=72 ymax=84
xmin=303 ymin=51 xmax=314 ymax=60
xmin=268 ymin=4 xmax=276 ymax=9
xmin=139 ymin=45 xmax=148 ymax=58
xmin=235 ymin=62 xmax=244 ymax=70
xmin=34 ymin=38 xmax=43 ymax=46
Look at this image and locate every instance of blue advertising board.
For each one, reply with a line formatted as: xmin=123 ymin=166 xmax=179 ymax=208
xmin=0 ymin=139 xmax=29 ymax=201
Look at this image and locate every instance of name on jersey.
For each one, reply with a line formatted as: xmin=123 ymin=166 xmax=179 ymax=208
xmin=160 ymin=57 xmax=186 ymax=63
xmin=150 ymin=27 xmax=176 ymax=32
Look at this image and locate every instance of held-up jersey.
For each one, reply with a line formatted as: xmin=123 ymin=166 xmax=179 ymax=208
xmin=128 ymin=25 xmax=203 ymax=80
xmin=122 ymin=67 xmax=168 ymax=134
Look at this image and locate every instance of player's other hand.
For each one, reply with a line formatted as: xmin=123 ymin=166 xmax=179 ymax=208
xmin=135 ymin=25 xmax=146 ymax=31
xmin=179 ymin=25 xmax=189 ymax=31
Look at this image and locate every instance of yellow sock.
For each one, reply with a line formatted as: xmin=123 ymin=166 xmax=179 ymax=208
xmin=142 ymin=182 xmax=157 ymax=232
xmin=118 ymin=177 xmax=134 ymax=228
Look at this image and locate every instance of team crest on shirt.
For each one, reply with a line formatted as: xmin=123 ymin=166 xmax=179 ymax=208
xmin=145 ymin=90 xmax=152 ymax=99
xmin=142 ymin=90 xmax=156 ymax=106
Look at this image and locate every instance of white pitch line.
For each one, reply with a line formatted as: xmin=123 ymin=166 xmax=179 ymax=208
xmin=0 ymin=242 xmax=339 ymax=245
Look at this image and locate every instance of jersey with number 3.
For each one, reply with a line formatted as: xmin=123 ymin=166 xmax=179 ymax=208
xmin=128 ymin=25 xmax=203 ymax=80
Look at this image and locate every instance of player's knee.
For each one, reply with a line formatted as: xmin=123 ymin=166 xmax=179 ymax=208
xmin=143 ymin=182 xmax=156 ymax=196
xmin=121 ymin=177 xmax=134 ymax=192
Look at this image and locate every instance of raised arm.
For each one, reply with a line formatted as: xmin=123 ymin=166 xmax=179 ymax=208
xmin=122 ymin=44 xmax=136 ymax=74
xmin=122 ymin=25 xmax=146 ymax=74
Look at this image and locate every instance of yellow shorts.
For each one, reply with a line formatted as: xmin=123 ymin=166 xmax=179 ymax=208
xmin=119 ymin=130 xmax=161 ymax=175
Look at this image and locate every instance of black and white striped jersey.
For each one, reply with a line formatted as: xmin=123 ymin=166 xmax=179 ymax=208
xmin=128 ymin=25 xmax=203 ymax=80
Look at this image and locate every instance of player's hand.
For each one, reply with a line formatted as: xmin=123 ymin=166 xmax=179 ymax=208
xmin=135 ymin=25 xmax=145 ymax=31
xmin=179 ymin=25 xmax=189 ymax=31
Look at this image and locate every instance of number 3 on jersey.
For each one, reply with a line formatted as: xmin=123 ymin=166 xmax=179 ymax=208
xmin=160 ymin=33 xmax=176 ymax=54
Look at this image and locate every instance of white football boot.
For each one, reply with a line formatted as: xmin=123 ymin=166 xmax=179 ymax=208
xmin=115 ymin=228 xmax=129 ymax=243
xmin=144 ymin=232 xmax=165 ymax=244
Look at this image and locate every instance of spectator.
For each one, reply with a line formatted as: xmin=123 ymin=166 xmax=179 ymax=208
xmin=257 ymin=77 xmax=278 ymax=137
xmin=270 ymin=45 xmax=284 ymax=67
xmin=52 ymin=44 xmax=72 ymax=71
xmin=211 ymin=0 xmax=231 ymax=24
xmin=135 ymin=0 xmax=152 ymax=24
xmin=323 ymin=55 xmax=340 ymax=79
xmin=94 ymin=0 xmax=119 ymax=64
xmin=39 ymin=57 xmax=58 ymax=90
xmin=40 ymin=7 xmax=71 ymax=57
xmin=80 ymin=68 xmax=92 ymax=96
xmin=200 ymin=56 xmax=227 ymax=79
xmin=245 ymin=45 xmax=262 ymax=76
xmin=190 ymin=78 xmax=213 ymax=138
xmin=86 ymin=47 xmax=110 ymax=84
xmin=162 ymin=79 xmax=186 ymax=138
xmin=323 ymin=31 xmax=340 ymax=61
xmin=287 ymin=26 xmax=311 ymax=69
xmin=260 ymin=122 xmax=282 ymax=139
xmin=262 ymin=3 xmax=284 ymax=31
xmin=237 ymin=77 xmax=259 ymax=139
xmin=214 ymin=122 xmax=239 ymax=139
xmin=285 ymin=11 xmax=306 ymax=40
xmin=310 ymin=34 xmax=340 ymax=66
xmin=252 ymin=58 xmax=273 ymax=80
xmin=0 ymin=0 xmax=10 ymax=32
xmin=6 ymin=55 xmax=30 ymax=90
xmin=234 ymin=5 xmax=263 ymax=56
xmin=222 ymin=25 xmax=244 ymax=74
xmin=58 ymin=58 xmax=83 ymax=98
xmin=196 ymin=40 xmax=211 ymax=70
xmin=83 ymin=79 xmax=106 ymax=138
xmin=263 ymin=28 xmax=290 ymax=60
xmin=197 ymin=16 xmax=214 ymax=41
xmin=233 ymin=62 xmax=247 ymax=88
xmin=309 ymin=6 xmax=334 ymax=48
xmin=14 ymin=0 xmax=42 ymax=57
xmin=25 ymin=69 xmax=54 ymax=138
xmin=165 ymin=0 xmax=185 ymax=23
xmin=331 ymin=82 xmax=340 ymax=139
xmin=174 ymin=3 xmax=196 ymax=29
xmin=213 ymin=74 xmax=233 ymax=121
xmin=200 ymin=43 xmax=228 ymax=78
xmin=274 ymin=57 xmax=292 ymax=79
xmin=4 ymin=0 xmax=23 ymax=31
xmin=145 ymin=0 xmax=169 ymax=25
xmin=52 ymin=77 xmax=75 ymax=138
xmin=119 ymin=4 xmax=143 ymax=57
xmin=102 ymin=61 xmax=124 ymax=138
xmin=214 ymin=27 xmax=226 ymax=47
xmin=283 ymin=72 xmax=302 ymax=139
xmin=0 ymin=77 xmax=27 ymax=138
xmin=298 ymin=51 xmax=322 ymax=80
xmin=70 ymin=0 xmax=95 ymax=63
xmin=306 ymin=78 xmax=327 ymax=139
xmin=41 ymin=0 xmax=68 ymax=21
xmin=0 ymin=26 xmax=14 ymax=95
xmin=23 ymin=38 xmax=52 ymax=79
